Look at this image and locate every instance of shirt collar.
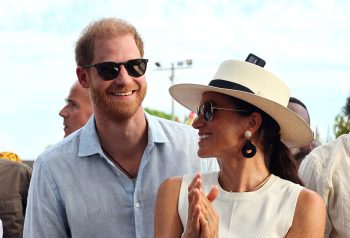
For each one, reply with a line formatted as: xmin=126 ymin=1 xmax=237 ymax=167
xmin=77 ymin=112 xmax=169 ymax=158
xmin=78 ymin=115 xmax=102 ymax=158
xmin=145 ymin=112 xmax=169 ymax=145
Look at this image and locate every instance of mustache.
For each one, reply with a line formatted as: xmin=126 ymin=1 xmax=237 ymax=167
xmin=105 ymin=84 xmax=135 ymax=92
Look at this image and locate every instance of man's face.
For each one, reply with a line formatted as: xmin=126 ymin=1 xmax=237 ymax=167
xmin=59 ymin=83 xmax=93 ymax=137
xmin=288 ymin=102 xmax=310 ymax=125
xmin=287 ymin=102 xmax=311 ymax=165
xmin=85 ymin=34 xmax=147 ymax=121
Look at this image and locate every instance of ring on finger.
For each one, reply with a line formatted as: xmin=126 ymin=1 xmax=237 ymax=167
xmin=205 ymin=216 xmax=211 ymax=225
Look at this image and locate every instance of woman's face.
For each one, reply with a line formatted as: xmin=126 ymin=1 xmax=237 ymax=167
xmin=192 ymin=92 xmax=249 ymax=159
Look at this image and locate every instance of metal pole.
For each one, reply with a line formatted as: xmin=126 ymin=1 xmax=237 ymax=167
xmin=154 ymin=60 xmax=192 ymax=121
xmin=170 ymin=63 xmax=175 ymax=120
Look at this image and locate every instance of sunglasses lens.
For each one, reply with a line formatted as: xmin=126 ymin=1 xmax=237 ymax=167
xmin=202 ymin=102 xmax=213 ymax=121
xmin=92 ymin=59 xmax=148 ymax=80
xmin=196 ymin=102 xmax=212 ymax=121
xmin=97 ymin=62 xmax=120 ymax=81
xmin=125 ymin=59 xmax=148 ymax=77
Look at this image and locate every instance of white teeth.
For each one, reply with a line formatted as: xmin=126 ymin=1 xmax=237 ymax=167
xmin=112 ymin=91 xmax=132 ymax=96
xmin=199 ymin=134 xmax=210 ymax=140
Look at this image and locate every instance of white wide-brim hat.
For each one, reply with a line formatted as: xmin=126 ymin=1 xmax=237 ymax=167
xmin=169 ymin=59 xmax=313 ymax=148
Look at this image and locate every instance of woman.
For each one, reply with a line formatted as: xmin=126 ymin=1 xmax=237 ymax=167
xmin=154 ymin=56 xmax=326 ymax=237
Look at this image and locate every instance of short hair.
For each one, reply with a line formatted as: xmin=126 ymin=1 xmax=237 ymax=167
xmin=289 ymin=96 xmax=310 ymax=124
xmin=75 ymin=18 xmax=144 ymax=66
xmin=289 ymin=97 xmax=308 ymax=111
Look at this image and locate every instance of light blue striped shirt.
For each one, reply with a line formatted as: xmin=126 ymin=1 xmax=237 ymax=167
xmin=24 ymin=113 xmax=218 ymax=238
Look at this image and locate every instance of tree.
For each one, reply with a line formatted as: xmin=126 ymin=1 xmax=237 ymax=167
xmin=144 ymin=108 xmax=178 ymax=121
xmin=333 ymin=97 xmax=350 ymax=138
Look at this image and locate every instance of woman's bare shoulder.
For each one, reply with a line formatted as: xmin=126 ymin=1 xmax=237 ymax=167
xmin=298 ymin=188 xmax=325 ymax=209
xmin=159 ymin=176 xmax=183 ymax=190
xmin=157 ymin=176 xmax=184 ymax=201
xmin=287 ymin=188 xmax=326 ymax=237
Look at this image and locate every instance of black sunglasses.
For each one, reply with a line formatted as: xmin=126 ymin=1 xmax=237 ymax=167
xmin=196 ymin=101 xmax=248 ymax=122
xmin=83 ymin=58 xmax=148 ymax=81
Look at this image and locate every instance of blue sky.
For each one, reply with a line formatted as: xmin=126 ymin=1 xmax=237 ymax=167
xmin=1 ymin=0 xmax=349 ymax=159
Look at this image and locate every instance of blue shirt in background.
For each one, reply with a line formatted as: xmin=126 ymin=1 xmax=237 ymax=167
xmin=0 ymin=218 xmax=3 ymax=238
xmin=23 ymin=113 xmax=218 ymax=238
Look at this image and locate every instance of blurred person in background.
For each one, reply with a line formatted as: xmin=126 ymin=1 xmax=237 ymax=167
xmin=59 ymin=80 xmax=93 ymax=137
xmin=0 ymin=154 xmax=32 ymax=238
xmin=0 ymin=152 xmax=22 ymax=163
xmin=0 ymin=218 xmax=3 ymax=238
xmin=299 ymin=95 xmax=350 ymax=237
xmin=287 ymin=97 xmax=313 ymax=168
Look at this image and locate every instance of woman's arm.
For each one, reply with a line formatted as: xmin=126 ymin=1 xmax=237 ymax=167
xmin=154 ymin=176 xmax=183 ymax=238
xmin=286 ymin=188 xmax=326 ymax=238
xmin=154 ymin=174 xmax=219 ymax=238
xmin=184 ymin=174 xmax=219 ymax=238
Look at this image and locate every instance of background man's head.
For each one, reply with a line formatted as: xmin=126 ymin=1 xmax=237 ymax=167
xmin=288 ymin=97 xmax=310 ymax=125
xmin=288 ymin=97 xmax=312 ymax=166
xmin=59 ymin=81 xmax=93 ymax=137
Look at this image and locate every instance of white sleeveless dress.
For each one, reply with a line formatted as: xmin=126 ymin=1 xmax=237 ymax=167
xmin=178 ymin=172 xmax=303 ymax=238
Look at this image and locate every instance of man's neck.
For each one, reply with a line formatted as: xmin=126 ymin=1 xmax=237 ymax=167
xmin=95 ymin=108 xmax=148 ymax=159
xmin=94 ymin=108 xmax=148 ymax=179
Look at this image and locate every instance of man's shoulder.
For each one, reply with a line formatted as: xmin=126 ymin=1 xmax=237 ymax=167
xmin=36 ymin=132 xmax=81 ymax=165
xmin=152 ymin=117 xmax=197 ymax=144
xmin=301 ymin=133 xmax=350 ymax=173
xmin=149 ymin=114 xmax=196 ymax=133
xmin=309 ymin=133 xmax=350 ymax=159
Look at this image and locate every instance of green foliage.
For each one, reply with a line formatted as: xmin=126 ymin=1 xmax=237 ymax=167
xmin=333 ymin=112 xmax=350 ymax=138
xmin=144 ymin=107 xmax=196 ymax=123
xmin=144 ymin=108 xmax=174 ymax=121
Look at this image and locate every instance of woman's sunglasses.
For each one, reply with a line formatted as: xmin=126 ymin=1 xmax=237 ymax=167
xmin=196 ymin=101 xmax=248 ymax=121
xmin=83 ymin=58 xmax=148 ymax=81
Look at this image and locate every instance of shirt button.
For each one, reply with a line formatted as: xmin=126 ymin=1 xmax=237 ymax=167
xmin=135 ymin=202 xmax=140 ymax=208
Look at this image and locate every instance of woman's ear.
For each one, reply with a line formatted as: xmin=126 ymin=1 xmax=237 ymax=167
xmin=76 ymin=66 xmax=89 ymax=88
xmin=247 ymin=112 xmax=262 ymax=133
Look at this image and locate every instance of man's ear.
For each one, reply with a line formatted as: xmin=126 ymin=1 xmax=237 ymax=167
xmin=76 ymin=66 xmax=89 ymax=88
xmin=247 ymin=112 xmax=262 ymax=133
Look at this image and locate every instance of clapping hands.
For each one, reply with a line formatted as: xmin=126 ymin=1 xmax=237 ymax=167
xmin=182 ymin=174 xmax=219 ymax=238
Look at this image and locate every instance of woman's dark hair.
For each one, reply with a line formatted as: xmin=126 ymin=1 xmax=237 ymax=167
xmin=229 ymin=96 xmax=304 ymax=185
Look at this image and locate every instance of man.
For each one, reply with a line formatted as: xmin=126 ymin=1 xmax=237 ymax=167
xmin=287 ymin=97 xmax=313 ymax=167
xmin=59 ymin=80 xmax=93 ymax=137
xmin=299 ymin=97 xmax=350 ymax=237
xmin=0 ymin=158 xmax=32 ymax=237
xmin=24 ymin=18 xmax=218 ymax=238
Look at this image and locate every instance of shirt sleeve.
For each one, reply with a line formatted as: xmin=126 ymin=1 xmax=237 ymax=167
xmin=23 ymin=157 xmax=70 ymax=238
xmin=299 ymin=150 xmax=333 ymax=236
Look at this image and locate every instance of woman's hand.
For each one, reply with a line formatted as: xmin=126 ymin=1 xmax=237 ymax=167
xmin=182 ymin=174 xmax=219 ymax=238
